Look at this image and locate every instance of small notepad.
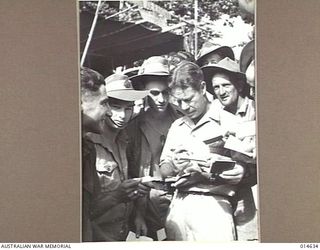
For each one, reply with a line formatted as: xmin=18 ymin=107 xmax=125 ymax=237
xmin=126 ymin=231 xmax=153 ymax=241
xmin=157 ymin=228 xmax=167 ymax=241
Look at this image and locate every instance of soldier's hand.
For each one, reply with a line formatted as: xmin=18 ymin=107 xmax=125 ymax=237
xmin=172 ymin=146 xmax=192 ymax=173
xmin=115 ymin=179 xmax=140 ymax=202
xmin=173 ymin=171 xmax=211 ymax=189
xmin=149 ymin=189 xmax=171 ymax=219
xmin=136 ymin=182 xmax=151 ymax=197
xmin=219 ymin=164 xmax=245 ymax=185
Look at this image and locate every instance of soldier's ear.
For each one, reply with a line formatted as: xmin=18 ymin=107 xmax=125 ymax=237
xmin=200 ymin=81 xmax=206 ymax=95
xmin=238 ymin=83 xmax=244 ymax=93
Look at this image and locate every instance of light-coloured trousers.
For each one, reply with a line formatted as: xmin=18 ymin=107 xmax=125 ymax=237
xmin=165 ymin=192 xmax=236 ymax=241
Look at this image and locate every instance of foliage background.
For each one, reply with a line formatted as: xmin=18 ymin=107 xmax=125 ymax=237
xmin=80 ymin=1 xmax=253 ymax=62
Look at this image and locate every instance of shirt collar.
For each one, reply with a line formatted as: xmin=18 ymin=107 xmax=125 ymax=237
xmin=177 ymin=103 xmax=220 ymax=129
xmin=177 ymin=116 xmax=193 ymax=128
xmin=212 ymin=96 xmax=251 ymax=117
xmin=143 ymin=103 xmax=183 ymax=120
xmin=236 ymin=96 xmax=250 ymax=116
xmin=85 ymin=130 xmax=127 ymax=151
xmin=85 ymin=132 xmax=112 ymax=151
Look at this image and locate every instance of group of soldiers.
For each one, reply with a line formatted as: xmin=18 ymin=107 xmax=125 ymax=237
xmin=81 ymin=34 xmax=257 ymax=241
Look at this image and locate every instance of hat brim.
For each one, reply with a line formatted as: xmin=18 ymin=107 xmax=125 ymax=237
xmin=107 ymin=89 xmax=149 ymax=101
xmin=196 ymin=46 xmax=235 ymax=65
xmin=123 ymin=68 xmax=140 ymax=78
xmin=130 ymin=74 xmax=169 ymax=90
xmin=240 ymin=40 xmax=255 ymax=72
xmin=202 ymin=65 xmax=246 ymax=95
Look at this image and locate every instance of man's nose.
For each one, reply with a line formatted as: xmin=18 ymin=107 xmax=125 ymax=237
xmin=180 ymin=101 xmax=189 ymax=111
xmin=117 ymin=108 xmax=126 ymax=119
xmin=219 ymin=85 xmax=226 ymax=95
xmin=157 ymin=93 xmax=165 ymax=103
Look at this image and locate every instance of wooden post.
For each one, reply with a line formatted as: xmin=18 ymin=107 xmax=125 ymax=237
xmin=194 ymin=0 xmax=198 ymax=57
xmin=80 ymin=0 xmax=103 ymax=67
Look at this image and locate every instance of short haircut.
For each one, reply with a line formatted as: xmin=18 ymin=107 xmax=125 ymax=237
xmin=168 ymin=51 xmax=195 ymax=73
xmin=169 ymin=61 xmax=204 ymax=91
xmin=80 ymin=67 xmax=105 ymax=95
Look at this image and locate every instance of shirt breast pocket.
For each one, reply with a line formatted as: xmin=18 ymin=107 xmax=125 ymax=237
xmin=95 ymin=145 xmax=121 ymax=192
xmin=96 ymin=160 xmax=118 ymax=175
xmin=95 ymin=145 xmax=118 ymax=175
xmin=96 ymin=161 xmax=121 ymax=192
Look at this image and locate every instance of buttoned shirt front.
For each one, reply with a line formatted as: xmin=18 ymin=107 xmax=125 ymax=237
xmin=160 ymin=104 xmax=237 ymax=197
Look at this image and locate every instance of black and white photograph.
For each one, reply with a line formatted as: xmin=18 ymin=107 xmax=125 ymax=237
xmin=80 ymin=0 xmax=257 ymax=242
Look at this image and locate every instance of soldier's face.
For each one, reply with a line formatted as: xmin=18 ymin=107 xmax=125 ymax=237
xmin=104 ymin=98 xmax=134 ymax=130
xmin=202 ymin=53 xmax=223 ymax=66
xmin=81 ymin=85 xmax=111 ymax=127
xmin=171 ymin=84 xmax=207 ymax=120
xmin=145 ymin=80 xmax=169 ymax=112
xmin=211 ymin=73 xmax=239 ymax=107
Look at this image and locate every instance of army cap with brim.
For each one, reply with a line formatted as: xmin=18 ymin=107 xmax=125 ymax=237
xmin=240 ymin=40 xmax=255 ymax=73
xmin=201 ymin=57 xmax=246 ymax=95
xmin=130 ymin=56 xmax=170 ymax=90
xmin=196 ymin=42 xmax=235 ymax=66
xmin=105 ymin=74 xmax=149 ymax=101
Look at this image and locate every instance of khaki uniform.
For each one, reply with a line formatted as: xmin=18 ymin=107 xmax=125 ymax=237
xmin=126 ymin=104 xmax=182 ymax=240
xmin=83 ymin=132 xmax=133 ymax=241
